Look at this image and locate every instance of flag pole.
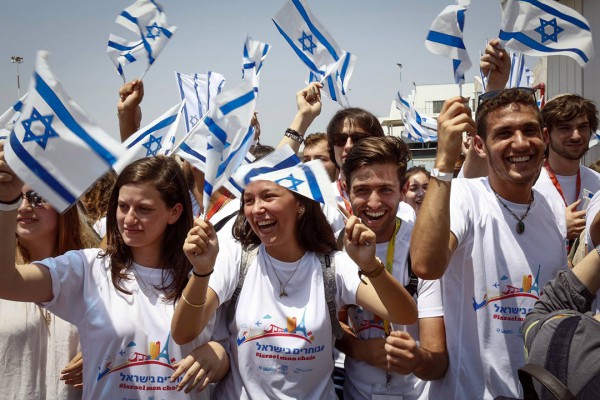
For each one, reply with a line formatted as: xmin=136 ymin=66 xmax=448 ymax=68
xmin=169 ymin=110 xmax=210 ymax=156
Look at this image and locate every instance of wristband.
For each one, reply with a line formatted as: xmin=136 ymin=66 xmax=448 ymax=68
xmin=358 ymin=257 xmax=385 ymax=284
xmin=0 ymin=195 xmax=22 ymax=211
xmin=192 ymin=268 xmax=214 ymax=278
xmin=284 ymin=128 xmax=304 ymax=144
xmin=431 ymin=168 xmax=453 ymax=182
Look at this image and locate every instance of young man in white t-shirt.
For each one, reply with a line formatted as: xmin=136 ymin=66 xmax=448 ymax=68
xmin=337 ymin=136 xmax=446 ymax=400
xmin=411 ymin=89 xmax=567 ymax=399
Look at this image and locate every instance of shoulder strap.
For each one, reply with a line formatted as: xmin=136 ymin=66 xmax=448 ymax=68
xmin=518 ymin=364 xmax=576 ymax=400
xmin=213 ymin=210 xmax=238 ymax=232
xmin=318 ymin=252 xmax=344 ymax=339
xmin=226 ymin=244 xmax=259 ymax=326
xmin=404 ymin=254 xmax=419 ymax=298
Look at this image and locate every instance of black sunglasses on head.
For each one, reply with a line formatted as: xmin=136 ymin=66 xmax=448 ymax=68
xmin=22 ymin=190 xmax=47 ymax=208
xmin=331 ymin=132 xmax=369 ymax=147
xmin=477 ymin=87 xmax=537 ymax=108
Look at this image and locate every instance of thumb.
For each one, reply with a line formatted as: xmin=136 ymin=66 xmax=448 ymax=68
xmin=567 ymin=199 xmax=582 ymax=210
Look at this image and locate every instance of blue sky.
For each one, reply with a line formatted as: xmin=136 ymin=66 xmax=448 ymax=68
xmin=1 ymin=0 xmax=504 ymax=146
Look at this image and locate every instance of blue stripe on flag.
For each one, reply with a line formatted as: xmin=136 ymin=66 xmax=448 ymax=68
xmin=227 ymin=176 xmax=243 ymax=194
xmin=243 ymin=154 xmax=301 ymax=185
xmin=220 ymin=90 xmax=255 ymax=115
xmin=35 ymin=73 xmax=118 ymax=166
xmin=205 ymin=117 xmax=228 ymax=145
xmin=426 ymin=31 xmax=466 ymax=49
xmin=180 ymin=142 xmax=206 ymax=163
xmin=339 ymin=54 xmax=351 ymax=95
xmin=325 ymin=75 xmax=337 ymax=101
xmin=498 ymin=30 xmax=589 ymax=63
xmin=124 ymin=53 xmax=137 ymax=63
xmin=299 ymin=163 xmax=324 ymax=203
xmin=216 ymin=127 xmax=254 ymax=177
xmin=176 ymin=73 xmax=191 ymax=132
xmin=272 ymin=20 xmax=324 ymax=74
xmin=522 ymin=0 xmax=590 ymax=30
xmin=457 ymin=9 xmax=466 ymax=32
xmin=9 ymin=132 xmax=77 ymax=204
xmin=107 ymin=40 xmax=139 ymax=51
xmin=127 ymin=114 xmax=177 ymax=148
xmin=13 ymin=100 xmax=24 ymax=112
xmin=119 ymin=11 xmax=137 ymax=25
xmin=291 ymin=0 xmax=339 ymax=61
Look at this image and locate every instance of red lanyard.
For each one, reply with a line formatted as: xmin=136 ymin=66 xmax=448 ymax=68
xmin=337 ymin=179 xmax=353 ymax=215
xmin=206 ymin=191 xmax=233 ymax=221
xmin=544 ymin=160 xmax=580 ymax=206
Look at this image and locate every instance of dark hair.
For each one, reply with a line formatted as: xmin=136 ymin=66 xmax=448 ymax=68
xmin=343 ymin=136 xmax=412 ymax=190
xmin=81 ymin=170 xmax=117 ymax=223
xmin=232 ymin=188 xmax=337 ymax=254
xmin=475 ymin=88 xmax=542 ymax=140
xmin=326 ymin=108 xmax=385 ymax=167
xmin=542 ymin=94 xmax=599 ymax=134
xmin=406 ymin=165 xmax=430 ymax=182
xmin=102 ymin=156 xmax=193 ymax=302
xmin=303 ymin=132 xmax=328 ymax=149
xmin=251 ymin=144 xmax=275 ymax=160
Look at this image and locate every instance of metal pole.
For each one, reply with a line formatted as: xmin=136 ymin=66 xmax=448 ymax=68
xmin=10 ymin=56 xmax=23 ymax=98
xmin=396 ymin=63 xmax=402 ymax=96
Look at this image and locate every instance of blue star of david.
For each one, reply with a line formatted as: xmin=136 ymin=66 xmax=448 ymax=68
xmin=298 ymin=31 xmax=317 ymax=54
xmin=145 ymin=22 xmax=161 ymax=40
xmin=275 ymin=173 xmax=304 ymax=191
xmin=189 ymin=114 xmax=199 ymax=126
xmin=535 ymin=18 xmax=564 ymax=44
xmin=142 ymin=134 xmax=163 ymax=156
xmin=21 ymin=107 xmax=59 ymax=149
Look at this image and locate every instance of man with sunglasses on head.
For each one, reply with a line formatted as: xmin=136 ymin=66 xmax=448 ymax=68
xmin=410 ymin=88 xmax=567 ymax=399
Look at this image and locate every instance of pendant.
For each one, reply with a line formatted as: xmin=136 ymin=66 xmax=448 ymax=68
xmin=44 ymin=310 xmax=52 ymax=326
xmin=516 ymin=220 xmax=525 ymax=234
xmin=280 ymin=286 xmax=287 ymax=297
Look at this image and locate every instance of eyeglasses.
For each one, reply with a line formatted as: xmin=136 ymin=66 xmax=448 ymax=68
xmin=332 ymin=132 xmax=369 ymax=147
xmin=477 ymin=87 xmax=537 ymax=108
xmin=22 ymin=190 xmax=47 ymax=208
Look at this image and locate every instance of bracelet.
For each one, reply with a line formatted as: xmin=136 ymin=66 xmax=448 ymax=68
xmin=181 ymin=293 xmax=206 ymax=308
xmin=358 ymin=257 xmax=386 ymax=284
xmin=192 ymin=268 xmax=214 ymax=278
xmin=0 ymin=195 xmax=22 ymax=211
xmin=284 ymin=128 xmax=304 ymax=144
xmin=431 ymin=168 xmax=453 ymax=182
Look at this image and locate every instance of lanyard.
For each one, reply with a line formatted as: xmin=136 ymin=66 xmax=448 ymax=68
xmin=337 ymin=179 xmax=353 ymax=215
xmin=383 ymin=218 xmax=402 ymax=335
xmin=206 ymin=191 xmax=233 ymax=221
xmin=544 ymin=160 xmax=580 ymax=206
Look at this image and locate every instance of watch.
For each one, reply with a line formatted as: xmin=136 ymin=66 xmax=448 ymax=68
xmin=431 ymin=168 xmax=453 ymax=182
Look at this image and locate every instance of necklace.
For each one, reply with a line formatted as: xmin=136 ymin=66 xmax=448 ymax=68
xmin=493 ymin=191 xmax=534 ymax=234
xmin=265 ymin=251 xmax=302 ymax=297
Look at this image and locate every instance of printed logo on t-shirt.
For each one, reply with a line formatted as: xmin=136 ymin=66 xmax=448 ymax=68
xmin=97 ymin=332 xmax=182 ymax=392
xmin=472 ymin=265 xmax=542 ymax=324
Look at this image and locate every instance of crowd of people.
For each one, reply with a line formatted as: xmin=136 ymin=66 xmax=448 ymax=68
xmin=1 ymin=39 xmax=600 ymax=399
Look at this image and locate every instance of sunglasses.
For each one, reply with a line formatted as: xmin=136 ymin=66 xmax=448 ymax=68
xmin=22 ymin=190 xmax=47 ymax=208
xmin=477 ymin=87 xmax=537 ymax=108
xmin=332 ymin=132 xmax=369 ymax=147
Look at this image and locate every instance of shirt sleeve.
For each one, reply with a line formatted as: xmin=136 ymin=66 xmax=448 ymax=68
xmin=332 ymin=251 xmax=361 ymax=309
xmin=586 ymin=191 xmax=600 ymax=252
xmin=449 ymin=178 xmax=473 ymax=245
xmin=416 ymin=278 xmax=444 ymax=318
xmin=208 ymin=238 xmax=242 ymax=307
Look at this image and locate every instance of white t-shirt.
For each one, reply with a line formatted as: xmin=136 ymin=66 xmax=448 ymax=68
xmin=427 ymin=178 xmax=567 ymax=400
xmin=584 ymin=190 xmax=600 ymax=313
xmin=0 ymin=300 xmax=81 ymax=400
xmin=210 ymin=242 xmax=361 ymax=400
xmin=38 ymin=249 xmax=213 ymax=400
xmin=344 ymin=218 xmax=443 ymax=400
xmin=534 ymin=165 xmax=600 ymax=210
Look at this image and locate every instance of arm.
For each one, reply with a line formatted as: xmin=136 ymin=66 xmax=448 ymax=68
xmin=0 ymin=142 xmax=53 ymax=303
xmin=335 ymin=320 xmax=388 ymax=370
xmin=276 ymin=82 xmax=322 ymax=153
xmin=410 ymin=97 xmax=475 ymax=279
xmin=385 ymin=317 xmax=448 ymax=381
xmin=118 ymin=79 xmax=144 ymax=142
xmin=344 ymin=215 xmax=417 ymax=325
xmin=480 ymin=39 xmax=510 ymax=92
xmin=171 ymin=218 xmax=220 ymax=345
xmin=170 ymin=341 xmax=230 ymax=394
xmin=60 ymin=352 xmax=83 ymax=389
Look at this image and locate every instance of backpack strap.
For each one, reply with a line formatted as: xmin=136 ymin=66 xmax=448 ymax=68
xmin=404 ymin=254 xmax=419 ymax=298
xmin=213 ymin=210 xmax=238 ymax=232
xmin=318 ymin=252 xmax=344 ymax=339
xmin=518 ymin=364 xmax=576 ymax=400
xmin=226 ymin=244 xmax=259 ymax=326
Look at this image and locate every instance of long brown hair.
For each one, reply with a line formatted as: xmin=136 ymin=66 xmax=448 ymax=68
xmin=232 ymin=187 xmax=337 ymax=254
xmin=102 ymin=156 xmax=193 ymax=302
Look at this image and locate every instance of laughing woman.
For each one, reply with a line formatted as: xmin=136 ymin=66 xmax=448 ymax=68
xmin=172 ymin=178 xmax=417 ymax=399
xmin=0 ymin=152 xmax=227 ymax=399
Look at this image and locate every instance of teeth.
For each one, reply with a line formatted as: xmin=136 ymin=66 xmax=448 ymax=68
xmin=257 ymin=220 xmax=275 ymax=227
xmin=509 ymin=156 xmax=530 ymax=163
xmin=365 ymin=211 xmax=385 ymax=218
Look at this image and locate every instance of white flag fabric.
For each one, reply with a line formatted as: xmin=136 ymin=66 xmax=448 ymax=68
xmin=175 ymin=71 xmax=226 ymax=133
xmin=107 ymin=0 xmax=177 ymax=81
xmin=308 ymin=51 xmax=356 ymax=107
xmin=272 ymin=0 xmax=355 ymax=106
xmin=242 ymin=35 xmax=271 ymax=93
xmin=395 ymin=92 xmax=438 ymax=143
xmin=499 ymin=0 xmax=594 ymax=67
xmin=425 ymin=2 xmax=472 ymax=84
xmin=5 ymin=51 xmax=123 ymax=212
xmin=0 ymin=94 xmax=28 ymax=141
xmin=231 ymin=145 xmax=300 ymax=195
xmin=113 ymin=101 xmax=183 ymax=173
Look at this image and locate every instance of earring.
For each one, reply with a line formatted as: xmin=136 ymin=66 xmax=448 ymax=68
xmin=298 ymin=207 xmax=305 ymax=215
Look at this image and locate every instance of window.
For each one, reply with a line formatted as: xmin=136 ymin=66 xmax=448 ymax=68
xmin=432 ymin=100 xmax=445 ymax=114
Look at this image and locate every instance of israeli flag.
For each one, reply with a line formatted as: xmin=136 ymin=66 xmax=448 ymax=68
xmin=107 ymin=0 xmax=177 ymax=81
xmin=175 ymin=71 xmax=226 ymax=133
xmin=273 ymin=0 xmax=355 ymax=106
xmin=425 ymin=1 xmax=472 ymax=85
xmin=0 ymin=93 xmax=28 ymax=141
xmin=113 ymin=101 xmax=183 ymax=173
xmin=395 ymin=92 xmax=437 ymax=143
xmin=499 ymin=0 xmax=594 ymax=67
xmin=242 ymin=35 xmax=271 ymax=93
xmin=308 ymin=51 xmax=356 ymax=107
xmin=5 ymin=51 xmax=123 ymax=212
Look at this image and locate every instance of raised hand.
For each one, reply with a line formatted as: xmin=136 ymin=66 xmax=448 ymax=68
xmin=480 ymin=39 xmax=510 ymax=92
xmin=0 ymin=141 xmax=23 ymax=203
xmin=183 ymin=217 xmax=219 ymax=275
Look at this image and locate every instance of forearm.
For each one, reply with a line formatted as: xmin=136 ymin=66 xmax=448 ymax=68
xmin=117 ymin=107 xmax=141 ymax=142
xmin=0 ymin=209 xmax=19 ymax=297
xmin=334 ymin=323 xmax=360 ymax=360
xmin=413 ymin=346 xmax=448 ymax=381
xmin=205 ymin=341 xmax=231 ymax=382
xmin=276 ymin=111 xmax=317 ymax=153
xmin=572 ymin=248 xmax=600 ymax=296
xmin=171 ymin=276 xmax=216 ymax=345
